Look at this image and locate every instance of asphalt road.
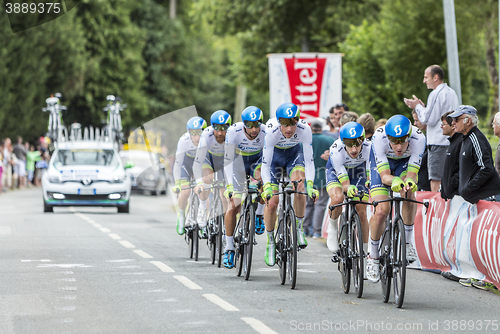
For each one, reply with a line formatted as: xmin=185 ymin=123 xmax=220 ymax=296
xmin=0 ymin=188 xmax=498 ymax=334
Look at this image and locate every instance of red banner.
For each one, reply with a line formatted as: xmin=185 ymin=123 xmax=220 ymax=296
xmin=284 ymin=58 xmax=326 ymax=119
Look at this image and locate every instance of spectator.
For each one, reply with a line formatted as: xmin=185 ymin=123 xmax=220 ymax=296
xmin=26 ymin=145 xmax=41 ymax=186
xmin=440 ymin=111 xmax=463 ymax=201
xmin=323 ymin=117 xmax=339 ymax=140
xmin=375 ymin=118 xmax=387 ymax=129
xmin=13 ymin=136 xmax=27 ymax=189
xmin=404 ymin=64 xmax=459 ymax=192
xmin=411 ymin=110 xmax=431 ymax=192
xmin=3 ymin=138 xmax=14 ymax=190
xmin=304 ymin=120 xmax=335 ymax=238
xmin=450 ymin=105 xmax=500 ymax=203
xmin=328 ymin=103 xmax=349 ymax=137
xmin=339 ymin=111 xmax=359 ymax=126
xmin=0 ymin=141 xmax=3 ymax=194
xmin=358 ymin=113 xmax=376 ymax=140
xmin=493 ymin=111 xmax=500 ymax=202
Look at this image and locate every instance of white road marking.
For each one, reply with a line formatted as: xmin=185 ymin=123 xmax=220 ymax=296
xmin=203 ymin=294 xmax=239 ymax=312
xmin=133 ymin=250 xmax=153 ymax=258
xmin=108 ymin=233 xmax=121 ymax=240
xmin=59 ymin=271 xmax=74 ymax=275
xmin=21 ymin=259 xmax=51 ymax=262
xmin=38 ymin=264 xmax=92 ymax=268
xmin=61 ymin=295 xmax=77 ymax=300
xmin=122 ymin=280 xmax=156 ymax=284
xmin=99 ymin=227 xmax=111 ymax=233
xmin=150 ymin=261 xmax=175 ymax=273
xmin=0 ymin=226 xmax=12 ymax=235
xmin=121 ymin=272 xmax=146 ymax=275
xmin=93 ymin=223 xmax=102 ymax=228
xmin=106 ymin=259 xmax=135 ymax=263
xmin=118 ymin=265 xmax=140 ymax=269
xmin=173 ymin=275 xmax=202 ymax=290
xmin=241 ymin=317 xmax=279 ymax=334
xmin=118 ymin=240 xmax=135 ymax=248
xmin=57 ymin=278 xmax=76 ymax=282
xmin=56 ymin=306 xmax=76 ymax=311
xmin=59 ymin=287 xmax=77 ymax=291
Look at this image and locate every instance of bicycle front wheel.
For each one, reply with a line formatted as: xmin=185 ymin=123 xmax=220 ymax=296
xmin=193 ymin=223 xmax=199 ymax=261
xmin=235 ymin=214 xmax=244 ymax=277
xmin=287 ymin=209 xmax=298 ymax=289
xmin=338 ymin=213 xmax=350 ymax=294
xmin=351 ymin=212 xmax=364 ymax=298
xmin=243 ymin=202 xmax=255 ymax=280
xmin=216 ymin=214 xmax=223 ymax=268
xmin=393 ymin=217 xmax=406 ymax=308
xmin=380 ymin=218 xmax=391 ymax=303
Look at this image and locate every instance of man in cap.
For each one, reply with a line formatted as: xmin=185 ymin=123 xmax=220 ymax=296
xmin=450 ymin=105 xmax=500 ymax=204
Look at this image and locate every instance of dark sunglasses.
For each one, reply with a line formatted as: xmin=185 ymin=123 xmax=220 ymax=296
xmin=188 ymin=129 xmax=203 ymax=136
xmin=387 ymin=134 xmax=409 ymax=145
xmin=213 ymin=124 xmax=229 ymax=131
xmin=278 ymin=117 xmax=299 ymax=127
xmin=244 ymin=120 xmax=262 ymax=129
xmin=343 ymin=137 xmax=364 ymax=147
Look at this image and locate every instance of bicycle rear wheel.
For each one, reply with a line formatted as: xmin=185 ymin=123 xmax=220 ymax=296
xmin=243 ymin=202 xmax=255 ymax=280
xmin=351 ymin=212 xmax=364 ymax=298
xmin=393 ymin=217 xmax=406 ymax=308
xmin=380 ymin=219 xmax=391 ymax=303
xmin=187 ymin=194 xmax=199 ymax=259
xmin=277 ymin=216 xmax=287 ymax=285
xmin=207 ymin=207 xmax=216 ymax=265
xmin=287 ymin=209 xmax=298 ymax=289
xmin=193 ymin=223 xmax=199 ymax=261
xmin=216 ymin=214 xmax=223 ymax=268
xmin=338 ymin=213 xmax=350 ymax=294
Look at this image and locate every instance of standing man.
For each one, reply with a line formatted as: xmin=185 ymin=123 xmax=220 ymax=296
xmin=449 ymin=105 xmax=500 ymax=203
xmin=404 ymin=65 xmax=459 ymax=192
xmin=303 ymin=120 xmax=335 ymax=238
xmin=440 ymin=111 xmax=463 ymax=201
xmin=411 ymin=110 xmax=431 ymax=192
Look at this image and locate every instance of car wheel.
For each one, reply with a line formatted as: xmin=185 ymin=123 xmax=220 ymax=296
xmin=117 ymin=201 xmax=130 ymax=213
xmin=44 ymin=200 xmax=53 ymax=213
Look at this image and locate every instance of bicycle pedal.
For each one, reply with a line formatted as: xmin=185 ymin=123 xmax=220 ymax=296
xmin=331 ymin=254 xmax=340 ymax=263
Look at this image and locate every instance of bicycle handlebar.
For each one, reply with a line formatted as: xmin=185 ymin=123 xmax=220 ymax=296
xmin=372 ymin=196 xmax=429 ymax=209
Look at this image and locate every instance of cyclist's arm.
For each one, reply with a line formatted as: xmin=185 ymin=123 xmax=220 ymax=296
xmin=406 ymin=128 xmax=426 ymax=182
xmin=173 ymin=137 xmax=186 ymax=183
xmin=302 ymin=128 xmax=315 ymax=184
xmin=261 ymin=127 xmax=276 ymax=186
xmin=193 ymin=134 xmax=209 ymax=185
xmin=223 ymin=129 xmax=236 ymax=186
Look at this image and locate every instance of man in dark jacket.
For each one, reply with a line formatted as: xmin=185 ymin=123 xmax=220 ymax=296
xmin=440 ymin=111 xmax=463 ymax=200
xmin=449 ymin=105 xmax=500 ymax=204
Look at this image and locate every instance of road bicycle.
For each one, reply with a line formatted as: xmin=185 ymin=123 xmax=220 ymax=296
xmin=330 ymin=189 xmax=372 ymax=298
xmin=205 ymin=171 xmax=226 ymax=267
xmin=103 ymin=95 xmax=126 ymax=149
xmin=232 ymin=176 xmax=261 ymax=280
xmin=42 ymin=92 xmax=67 ymax=146
xmin=372 ymin=190 xmax=429 ymax=308
xmin=175 ymin=180 xmax=200 ymax=261
xmin=269 ymin=176 xmax=313 ymax=289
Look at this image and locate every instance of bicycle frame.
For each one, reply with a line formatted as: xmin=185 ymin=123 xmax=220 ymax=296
xmin=204 ymin=171 xmax=226 ymax=267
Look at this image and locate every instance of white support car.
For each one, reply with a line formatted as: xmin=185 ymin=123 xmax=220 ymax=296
xmin=42 ymin=141 xmax=131 ymax=213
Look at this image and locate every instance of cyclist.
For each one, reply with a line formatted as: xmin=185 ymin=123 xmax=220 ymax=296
xmin=325 ymin=122 xmax=370 ymax=257
xmin=222 ymin=106 xmax=267 ymax=268
xmin=172 ymin=116 xmax=207 ymax=235
xmin=193 ymin=110 xmax=232 ymax=231
xmin=261 ymin=102 xmax=319 ymax=266
xmin=366 ymin=114 xmax=426 ymax=283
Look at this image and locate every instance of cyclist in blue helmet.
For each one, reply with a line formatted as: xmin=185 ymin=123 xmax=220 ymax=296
xmin=172 ymin=116 xmax=207 ymax=235
xmin=325 ymin=122 xmax=371 ymax=257
xmin=260 ymin=102 xmax=319 ymax=266
xmin=193 ymin=110 xmax=232 ymax=230
xmin=366 ymin=114 xmax=426 ymax=283
xmin=222 ymin=106 xmax=267 ymax=268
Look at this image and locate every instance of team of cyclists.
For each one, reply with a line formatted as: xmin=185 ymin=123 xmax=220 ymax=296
xmin=173 ymin=102 xmax=425 ymax=282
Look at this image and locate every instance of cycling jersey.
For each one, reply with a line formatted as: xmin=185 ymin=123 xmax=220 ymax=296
xmin=261 ymin=118 xmax=315 ymax=187
xmin=328 ymin=139 xmax=371 ymax=184
xmin=224 ymin=122 xmax=266 ymax=190
xmin=371 ymin=125 xmax=425 ymax=175
xmin=173 ymin=132 xmax=198 ymax=183
xmin=193 ymin=126 xmax=226 ymax=185
xmin=370 ymin=125 xmax=426 ymax=196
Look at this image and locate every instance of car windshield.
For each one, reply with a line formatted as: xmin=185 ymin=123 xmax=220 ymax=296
xmin=54 ymin=149 xmax=119 ymax=167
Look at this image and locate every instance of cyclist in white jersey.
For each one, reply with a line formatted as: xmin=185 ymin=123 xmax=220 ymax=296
xmin=325 ymin=122 xmax=371 ymax=257
xmin=260 ymin=102 xmax=319 ymax=266
xmin=366 ymin=115 xmax=426 ymax=283
xmin=222 ymin=106 xmax=266 ymax=268
xmin=193 ymin=110 xmax=232 ymax=229
xmin=172 ymin=116 xmax=207 ymax=235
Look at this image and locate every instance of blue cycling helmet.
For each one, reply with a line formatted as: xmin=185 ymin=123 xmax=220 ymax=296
xmin=275 ymin=103 xmax=300 ymax=120
xmin=210 ymin=110 xmax=232 ymax=126
xmin=385 ymin=115 xmax=412 ymax=144
xmin=340 ymin=122 xmax=365 ymax=142
xmin=241 ymin=106 xmax=263 ymax=122
xmin=186 ymin=116 xmax=207 ymax=131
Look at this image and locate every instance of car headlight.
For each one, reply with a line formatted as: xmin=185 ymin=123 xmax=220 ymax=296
xmin=48 ymin=175 xmax=62 ymax=183
xmin=112 ymin=175 xmax=126 ymax=183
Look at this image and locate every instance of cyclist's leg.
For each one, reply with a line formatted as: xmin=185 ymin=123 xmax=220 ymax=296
xmin=263 ymin=161 xmax=280 ymax=266
xmin=400 ymin=177 xmax=418 ymax=262
xmin=250 ymin=157 xmax=265 ymax=234
xmin=197 ymin=163 xmax=213 ymax=228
